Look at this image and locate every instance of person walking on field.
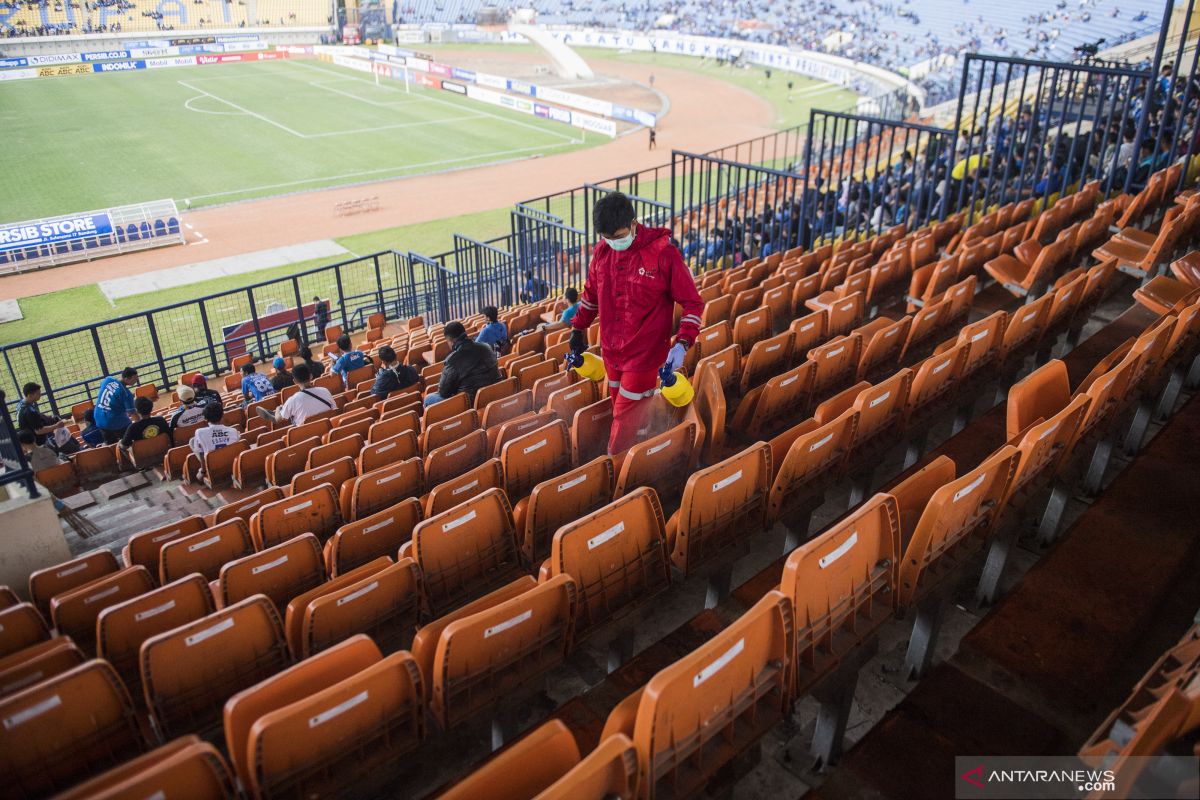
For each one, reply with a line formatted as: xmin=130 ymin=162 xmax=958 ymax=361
xmin=648 ymin=127 xmax=657 ymax=150
xmin=568 ymin=192 xmax=704 ymax=455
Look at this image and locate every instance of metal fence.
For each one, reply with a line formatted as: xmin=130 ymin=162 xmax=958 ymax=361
xmin=801 ymin=110 xmax=956 ymax=244
xmin=0 ymin=390 xmax=37 ymax=499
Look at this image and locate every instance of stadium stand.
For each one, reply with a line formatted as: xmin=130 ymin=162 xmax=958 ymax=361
xmin=3 ymin=14 xmax=1200 ymax=797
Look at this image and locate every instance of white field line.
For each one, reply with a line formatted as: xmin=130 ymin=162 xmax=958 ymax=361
xmin=183 ymin=142 xmax=577 ymax=202
xmin=285 ymin=59 xmax=583 ymax=145
xmin=177 ymin=79 xmax=308 ymax=138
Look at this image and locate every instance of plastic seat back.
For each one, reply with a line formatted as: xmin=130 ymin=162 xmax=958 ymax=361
xmin=670 ymin=443 xmax=770 ymax=576
xmin=614 ymin=421 xmax=697 ymax=508
xmin=210 ymin=486 xmax=285 ymax=528
xmin=232 ymin=439 xmax=282 ymax=491
xmin=517 ymin=359 xmax=557 ymax=393
xmin=474 ymin=376 xmax=520 ymax=411
xmin=432 ymin=574 xmax=575 ymax=730
xmin=425 ymin=428 xmax=488 ymax=487
xmin=285 ymin=419 xmax=331 ymax=447
xmin=97 ymin=574 xmax=215 ymax=693
xmin=357 ymin=430 xmax=419 ymax=473
xmin=0 ymin=602 xmax=50 ymax=659
xmin=202 ymin=439 xmax=249 ymax=489
xmin=412 ymin=488 xmax=522 ymax=616
xmin=50 ymin=566 xmax=154 ymax=652
xmin=546 ymin=379 xmax=599 ymax=423
xmin=0 ymin=659 xmax=146 ymax=799
xmin=782 ymin=495 xmax=898 ymax=691
xmin=810 ymin=334 xmax=863 ymax=397
xmin=219 ymin=533 xmax=326 ymax=612
xmin=251 ymin=483 xmax=341 ymax=549
xmin=896 ymin=446 xmax=1019 ymax=608
xmin=438 ymin=719 xmax=580 ymax=800
xmin=160 ymin=518 xmax=253 ymax=584
xmin=303 ymin=558 xmax=423 ymax=657
xmin=901 ymin=296 xmax=951 ymax=361
xmin=767 ymin=408 xmax=858 ymax=522
xmin=851 ymin=368 xmax=912 ymax=449
xmin=732 ymin=361 xmax=815 ymax=442
xmin=955 ymin=310 xmax=1008 ymax=380
xmin=536 ymin=732 xmax=637 ymax=800
xmin=740 ymin=330 xmax=794 ymax=394
xmin=999 ymin=292 xmax=1052 ymax=362
xmin=123 ymin=515 xmax=206 ymax=575
xmin=500 ymin=419 xmax=571 ymax=502
xmin=425 ymin=458 xmax=504 ymax=517
xmin=521 ymin=455 xmax=615 ymax=564
xmin=481 ymin=389 xmax=534 ymax=432
xmin=142 ymin=595 xmax=289 ymax=740
xmin=368 ymin=410 xmax=419 ymax=443
xmin=695 ymin=321 xmax=734 ymax=358
xmin=422 ymin=408 xmax=479 ymax=455
xmin=532 ymin=371 xmax=572 ymax=409
xmin=266 ymin=436 xmax=320 ymax=487
xmin=248 ymin=648 xmax=423 ymax=799
xmin=324 ymin=497 xmax=422 ymax=576
xmin=307 ymin=434 xmax=362 ymax=469
xmin=906 ymin=342 xmax=968 ymax=421
xmin=290 ymin=455 xmax=356 ymax=497
xmin=29 ymin=548 xmax=119 ymax=618
xmin=570 ymin=396 xmax=613 ymax=466
xmin=733 ymin=306 xmax=773 ymax=354
xmin=549 ymin=488 xmax=671 ymax=641
xmin=283 ymin=557 xmax=392 ymax=656
xmin=1010 ymin=394 xmax=1091 ymax=497
xmin=826 ymin=291 xmax=865 ymax=337
xmin=1006 ymin=358 xmax=1071 ymax=440
xmin=620 ymin=591 xmax=792 ymax=800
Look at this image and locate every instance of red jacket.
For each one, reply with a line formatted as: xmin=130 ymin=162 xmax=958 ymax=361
xmin=571 ymin=225 xmax=705 ymax=372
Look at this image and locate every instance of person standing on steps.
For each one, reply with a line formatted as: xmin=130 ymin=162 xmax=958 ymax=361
xmin=567 ymin=192 xmax=704 ymax=456
xmin=648 ymin=126 xmax=657 ymax=150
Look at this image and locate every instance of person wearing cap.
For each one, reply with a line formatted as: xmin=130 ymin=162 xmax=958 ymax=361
xmin=567 ymin=192 xmax=704 ymax=455
xmin=270 ymin=357 xmax=295 ymax=392
xmin=190 ymin=373 xmax=221 ymax=405
xmin=169 ymin=385 xmax=209 ymax=432
xmin=423 ymin=321 xmax=502 ymax=406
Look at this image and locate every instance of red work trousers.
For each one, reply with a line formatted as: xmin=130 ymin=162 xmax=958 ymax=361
xmin=606 ymin=366 xmax=659 ymax=455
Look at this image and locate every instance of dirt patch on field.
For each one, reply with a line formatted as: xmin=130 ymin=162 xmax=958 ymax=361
xmin=0 ymin=56 xmax=774 ymax=301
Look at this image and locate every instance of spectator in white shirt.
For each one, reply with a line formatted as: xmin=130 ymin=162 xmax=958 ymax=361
xmin=260 ymin=363 xmax=336 ymax=427
xmin=189 ymin=401 xmax=241 ymax=461
xmin=170 ymin=385 xmax=210 ymax=432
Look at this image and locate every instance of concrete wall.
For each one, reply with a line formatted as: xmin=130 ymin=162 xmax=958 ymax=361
xmin=0 ymin=481 xmax=72 ymax=600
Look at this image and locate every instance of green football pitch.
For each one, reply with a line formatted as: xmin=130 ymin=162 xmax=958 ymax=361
xmin=0 ymin=58 xmax=602 ymax=221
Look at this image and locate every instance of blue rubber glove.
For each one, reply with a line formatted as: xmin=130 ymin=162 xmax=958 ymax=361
xmin=663 ymin=342 xmax=687 ymax=375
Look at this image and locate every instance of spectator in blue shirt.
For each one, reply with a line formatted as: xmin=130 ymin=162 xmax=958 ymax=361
xmin=520 ymin=271 xmax=549 ymax=303
xmin=475 ymin=306 xmax=509 ymax=355
xmin=93 ymin=367 xmax=138 ymax=444
xmin=331 ymin=333 xmax=369 ymax=386
xmin=240 ymin=363 xmax=276 ymax=404
xmin=560 ymin=288 xmax=581 ymax=325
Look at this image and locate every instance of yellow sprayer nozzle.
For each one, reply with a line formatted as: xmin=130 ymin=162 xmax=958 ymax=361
xmin=572 ymin=352 xmax=607 ymax=383
xmin=660 ymin=370 xmax=694 ymax=407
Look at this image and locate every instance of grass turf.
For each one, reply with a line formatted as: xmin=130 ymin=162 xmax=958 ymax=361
xmin=0 ymin=57 xmax=598 ymax=220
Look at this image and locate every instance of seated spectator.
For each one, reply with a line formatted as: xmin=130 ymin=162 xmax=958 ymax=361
xmin=190 ymin=402 xmax=240 ymax=467
xmin=298 ymin=345 xmax=326 ymax=379
xmin=260 ymin=363 xmax=336 ymax=426
xmin=560 ymin=287 xmax=581 ymax=325
xmin=93 ymin=367 xmax=139 ymax=444
xmin=240 ymin=363 xmax=276 ymax=404
xmin=170 ymin=385 xmax=210 ymax=432
xmin=120 ymin=396 xmax=172 ymax=449
xmin=370 ymin=346 xmax=421 ymax=399
xmin=18 ymin=429 xmax=63 ymax=473
xmin=79 ymin=408 xmax=104 ymax=448
xmin=520 ymin=270 xmax=549 ymax=302
xmin=17 ymin=382 xmax=66 ymax=447
xmin=424 ymin=321 xmax=502 ymax=406
xmin=189 ymin=373 xmax=221 ymax=405
xmin=331 ymin=334 xmax=368 ymax=386
xmin=474 ymin=306 xmax=508 ymax=355
xmin=270 ymin=357 xmax=295 ymax=392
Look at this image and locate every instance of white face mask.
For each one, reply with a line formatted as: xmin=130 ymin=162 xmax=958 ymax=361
xmin=604 ymin=222 xmax=636 ymax=251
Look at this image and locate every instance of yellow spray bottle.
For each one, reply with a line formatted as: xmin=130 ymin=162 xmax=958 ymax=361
xmin=658 ymin=365 xmax=694 ymax=407
xmin=566 ymin=351 xmax=607 ymax=383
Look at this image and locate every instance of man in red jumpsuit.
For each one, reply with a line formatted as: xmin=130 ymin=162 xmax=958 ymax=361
xmin=568 ymin=192 xmax=705 ymax=455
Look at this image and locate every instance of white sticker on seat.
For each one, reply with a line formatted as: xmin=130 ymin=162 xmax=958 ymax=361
xmin=185 ymin=616 xmax=234 ymax=647
xmin=819 ymin=531 xmax=859 ymax=569
xmin=151 ymin=529 xmax=184 ymax=543
xmin=884 ymin=328 xmax=899 ymax=337
xmin=714 ymin=360 xmax=726 ymax=369
xmin=646 ymin=439 xmax=672 ymax=456
xmin=706 ymin=330 xmax=720 ymax=340
xmin=378 ymin=469 xmax=408 ymax=484
xmin=442 ymin=509 xmax=477 ymax=533
xmin=237 ymin=500 xmax=263 ymax=513
xmin=765 ymin=344 xmax=781 ymax=353
xmin=809 ymin=432 xmax=834 ymax=452
xmin=932 ymin=359 xmax=950 ymax=375
xmin=337 ymin=581 xmax=379 ymax=606
xmin=952 ymin=473 xmax=987 ymax=503
xmin=693 ymin=638 xmax=744 ymax=688
xmin=800 ymin=322 xmax=817 ymax=332
xmin=446 ymin=444 xmax=468 ymax=457
xmin=312 ymin=468 xmax=335 ymax=480
xmin=1037 ymin=421 xmax=1060 ymax=441
xmin=283 ymin=500 xmax=313 ymax=515
xmin=712 ymin=469 xmax=743 ymax=492
xmin=558 ymin=473 xmax=587 ymax=492
xmin=363 ymin=517 xmax=393 ymax=534
xmin=501 ymin=398 xmax=519 ymax=408
xmin=134 ymin=600 xmax=177 ymax=621
xmin=868 ymin=391 xmax=892 ymax=408
xmin=591 ymin=411 xmax=611 ymax=421
xmin=1022 ymin=311 xmax=1038 ymax=323
xmin=780 ymin=374 xmax=799 ymax=387
xmin=825 ymin=346 xmax=845 ymax=358
xmin=3 ymin=695 xmax=61 ymax=729
xmin=187 ymin=534 xmax=221 ymax=552
xmin=452 ymin=480 xmax=479 ymax=496
xmin=84 ymin=585 xmax=121 ymax=605
xmin=564 ymin=389 xmax=582 ymax=400
xmin=523 ymin=439 xmax=548 ymax=455
xmin=587 ymin=521 xmax=625 ymax=550
xmin=56 ymin=563 xmax=88 ymax=578
xmin=970 ymin=330 xmax=989 ymax=342
xmin=375 ymin=442 xmax=396 ymax=453
xmin=484 ymin=609 xmax=532 ymax=638
xmin=839 ymin=302 xmax=855 ymax=312
xmin=442 ymin=420 xmax=462 ymax=430
xmin=309 ymin=690 xmax=368 ymax=728
xmin=2 ymin=671 xmax=44 ymax=695
xmin=251 ymin=555 xmax=289 ymax=575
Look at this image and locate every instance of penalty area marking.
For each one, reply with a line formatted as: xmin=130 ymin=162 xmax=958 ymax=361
xmin=183 ymin=95 xmax=245 ymax=115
